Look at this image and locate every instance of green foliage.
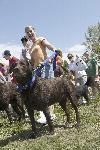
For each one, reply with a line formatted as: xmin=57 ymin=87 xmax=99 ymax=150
xmin=63 ymin=60 xmax=68 ymax=68
xmin=84 ymin=22 xmax=100 ymax=55
xmin=62 ymin=60 xmax=68 ymax=74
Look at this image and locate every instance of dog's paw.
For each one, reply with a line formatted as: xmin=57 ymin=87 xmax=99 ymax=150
xmin=28 ymin=132 xmax=37 ymax=139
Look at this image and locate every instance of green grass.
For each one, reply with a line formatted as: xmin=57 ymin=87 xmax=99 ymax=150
xmin=0 ymin=95 xmax=100 ymax=150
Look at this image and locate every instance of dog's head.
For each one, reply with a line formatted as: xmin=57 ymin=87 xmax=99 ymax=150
xmin=13 ymin=59 xmax=32 ymax=84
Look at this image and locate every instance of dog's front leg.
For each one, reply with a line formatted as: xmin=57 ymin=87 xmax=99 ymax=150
xmin=43 ymin=107 xmax=54 ymax=134
xmin=25 ymin=100 xmax=36 ymax=138
xmin=5 ymin=106 xmax=13 ymax=124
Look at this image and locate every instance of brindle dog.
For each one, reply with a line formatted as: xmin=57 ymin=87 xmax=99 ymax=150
xmin=13 ymin=60 xmax=80 ymax=137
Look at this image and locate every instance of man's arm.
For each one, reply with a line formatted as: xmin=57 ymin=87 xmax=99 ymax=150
xmin=41 ymin=39 xmax=56 ymax=51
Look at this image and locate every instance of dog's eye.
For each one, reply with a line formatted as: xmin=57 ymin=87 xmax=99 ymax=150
xmin=20 ymin=61 xmax=25 ymax=66
xmin=14 ymin=67 xmax=19 ymax=72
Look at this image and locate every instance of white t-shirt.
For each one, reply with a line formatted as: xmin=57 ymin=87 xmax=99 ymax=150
xmin=69 ymin=57 xmax=87 ymax=78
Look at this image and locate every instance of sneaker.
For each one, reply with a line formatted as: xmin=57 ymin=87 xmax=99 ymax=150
xmin=25 ymin=112 xmax=29 ymax=117
xmin=82 ymin=99 xmax=87 ymax=104
xmin=37 ymin=116 xmax=47 ymax=124
xmin=37 ymin=114 xmax=56 ymax=124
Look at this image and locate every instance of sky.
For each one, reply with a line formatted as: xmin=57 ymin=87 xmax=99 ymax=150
xmin=0 ymin=0 xmax=100 ymax=63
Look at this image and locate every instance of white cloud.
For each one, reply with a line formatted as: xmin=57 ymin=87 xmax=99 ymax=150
xmin=0 ymin=43 xmax=22 ymax=65
xmin=63 ymin=44 xmax=86 ymax=61
xmin=0 ymin=43 xmax=87 ymax=66
xmin=0 ymin=43 xmax=22 ymax=58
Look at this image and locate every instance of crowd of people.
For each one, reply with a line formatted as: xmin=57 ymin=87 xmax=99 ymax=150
xmin=0 ymin=25 xmax=100 ymax=124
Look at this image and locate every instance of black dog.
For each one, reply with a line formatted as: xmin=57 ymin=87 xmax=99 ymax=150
xmin=13 ymin=60 xmax=80 ymax=136
xmin=0 ymin=81 xmax=25 ymax=124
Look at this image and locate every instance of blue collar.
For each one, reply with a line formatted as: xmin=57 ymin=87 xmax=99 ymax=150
xmin=16 ymin=80 xmax=32 ymax=93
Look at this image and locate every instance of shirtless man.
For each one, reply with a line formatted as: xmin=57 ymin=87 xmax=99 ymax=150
xmin=25 ymin=26 xmax=56 ymax=123
xmin=25 ymin=26 xmax=56 ymax=68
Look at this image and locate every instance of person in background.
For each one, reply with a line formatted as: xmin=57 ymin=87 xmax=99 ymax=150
xmin=20 ymin=36 xmax=31 ymax=60
xmin=0 ymin=61 xmax=6 ymax=75
xmin=67 ymin=53 xmax=88 ymax=104
xmin=67 ymin=53 xmax=87 ymax=86
xmin=54 ymin=49 xmax=64 ymax=77
xmin=84 ymin=51 xmax=98 ymax=98
xmin=3 ymin=50 xmax=18 ymax=83
xmin=0 ymin=61 xmax=7 ymax=82
xmin=25 ymin=25 xmax=56 ymax=124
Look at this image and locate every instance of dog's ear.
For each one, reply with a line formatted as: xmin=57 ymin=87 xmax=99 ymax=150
xmin=20 ymin=60 xmax=26 ymax=66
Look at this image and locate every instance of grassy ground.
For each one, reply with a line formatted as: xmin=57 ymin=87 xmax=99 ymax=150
xmin=0 ymin=95 xmax=100 ymax=150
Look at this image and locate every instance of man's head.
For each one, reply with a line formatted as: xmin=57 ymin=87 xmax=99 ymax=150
xmin=3 ymin=50 xmax=11 ymax=60
xmin=67 ymin=53 xmax=74 ymax=61
xmin=83 ymin=51 xmax=90 ymax=59
xmin=56 ymin=49 xmax=63 ymax=57
xmin=25 ymin=26 xmax=36 ymax=42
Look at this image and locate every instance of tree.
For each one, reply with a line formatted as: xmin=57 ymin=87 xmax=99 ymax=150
xmin=62 ymin=60 xmax=68 ymax=74
xmin=83 ymin=22 xmax=100 ymax=55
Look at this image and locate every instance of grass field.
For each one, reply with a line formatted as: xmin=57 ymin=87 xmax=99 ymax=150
xmin=0 ymin=95 xmax=100 ymax=150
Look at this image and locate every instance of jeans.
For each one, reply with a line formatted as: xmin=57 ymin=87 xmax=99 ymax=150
xmin=35 ymin=62 xmax=51 ymax=78
xmin=44 ymin=62 xmax=50 ymax=78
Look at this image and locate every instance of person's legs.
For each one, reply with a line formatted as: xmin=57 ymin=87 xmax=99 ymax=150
xmin=37 ymin=111 xmax=46 ymax=124
xmin=82 ymin=75 xmax=87 ymax=85
xmin=45 ymin=62 xmax=50 ymax=78
xmin=91 ymin=76 xmax=97 ymax=98
xmin=86 ymin=76 xmax=97 ymax=99
xmin=76 ymin=76 xmax=87 ymax=86
xmin=47 ymin=65 xmax=56 ymax=121
xmin=37 ymin=106 xmax=56 ymax=124
xmin=76 ymin=77 xmax=87 ymax=104
xmin=75 ymin=78 xmax=81 ymax=86
xmin=37 ymin=63 xmax=56 ymax=124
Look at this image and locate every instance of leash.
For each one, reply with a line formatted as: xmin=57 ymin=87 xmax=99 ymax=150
xmin=16 ymin=80 xmax=32 ymax=93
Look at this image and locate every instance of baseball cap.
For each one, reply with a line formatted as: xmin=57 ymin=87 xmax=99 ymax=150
xmin=3 ymin=50 xmax=11 ymax=57
xmin=67 ymin=53 xmax=74 ymax=59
